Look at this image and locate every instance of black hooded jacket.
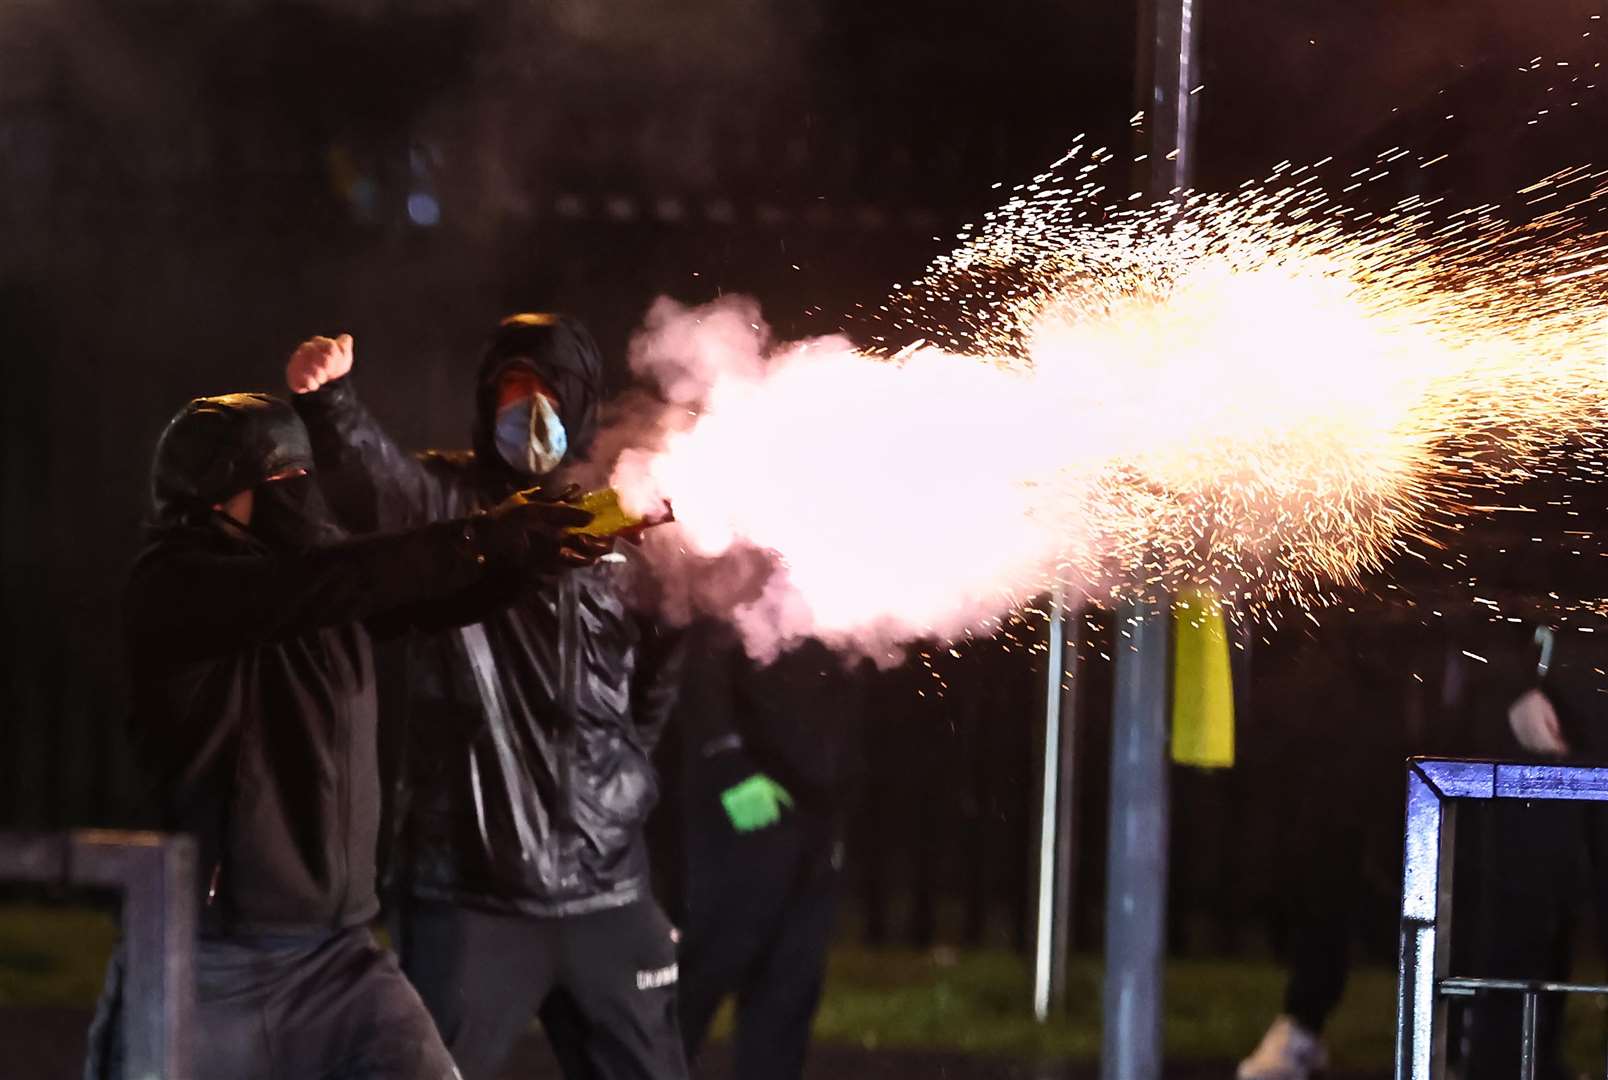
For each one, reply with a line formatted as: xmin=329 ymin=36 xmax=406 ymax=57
xmin=292 ymin=315 xmax=684 ymax=917
xmin=672 ymin=625 xmax=866 ymax=819
xmin=127 ymin=393 xmax=532 ymax=935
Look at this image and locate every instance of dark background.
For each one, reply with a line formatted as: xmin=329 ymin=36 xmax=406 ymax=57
xmin=3 ymin=0 xmax=1606 ymax=958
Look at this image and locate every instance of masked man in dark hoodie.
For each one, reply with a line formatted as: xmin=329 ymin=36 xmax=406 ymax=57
xmin=285 ymin=318 xmax=687 ymax=1080
xmin=86 ymin=392 xmax=603 ymax=1079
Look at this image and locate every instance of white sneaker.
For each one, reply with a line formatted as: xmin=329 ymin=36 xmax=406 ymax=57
xmin=1237 ymin=1015 xmax=1329 ymax=1080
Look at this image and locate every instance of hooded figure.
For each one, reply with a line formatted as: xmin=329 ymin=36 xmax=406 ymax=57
xmin=150 ymin=392 xmax=344 ymax=550
xmin=288 ymin=315 xmax=687 ymax=1080
xmin=85 ymin=391 xmax=595 ymax=1080
xmin=472 ymin=312 xmax=603 ymax=475
xmin=667 ymin=626 xmax=868 ymax=1080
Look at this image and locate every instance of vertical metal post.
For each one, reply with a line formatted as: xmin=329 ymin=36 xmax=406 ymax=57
xmin=1034 ymin=592 xmax=1081 ymax=1020
xmin=1519 ymin=992 xmax=1538 ymax=1080
xmin=104 ymin=834 xmax=197 ymax=1080
xmin=1134 ymin=0 xmax=1203 ymax=197
xmin=1395 ymin=766 xmax=1453 ymax=1080
xmin=0 ymin=830 xmax=195 ymax=1079
xmin=1033 ymin=595 xmax=1066 ymax=1021
xmin=1049 ymin=613 xmax=1081 ymax=1012
xmin=1095 ymin=0 xmax=1203 ymax=1069
xmin=1102 ymin=600 xmax=1172 ymax=1080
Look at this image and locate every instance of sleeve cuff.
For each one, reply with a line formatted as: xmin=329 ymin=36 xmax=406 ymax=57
xmin=291 ymin=374 xmax=356 ymax=414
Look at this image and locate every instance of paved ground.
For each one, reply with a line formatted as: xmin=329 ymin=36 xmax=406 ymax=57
xmin=5 ymin=1006 xmax=1390 ymax=1080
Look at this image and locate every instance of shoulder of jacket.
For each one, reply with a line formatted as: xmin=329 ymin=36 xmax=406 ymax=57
xmin=416 ymin=451 xmax=482 ymax=515
xmin=123 ymin=529 xmax=247 ymax=641
xmin=418 ymin=449 xmax=476 ymax=471
xmin=130 ymin=525 xmax=244 ymax=571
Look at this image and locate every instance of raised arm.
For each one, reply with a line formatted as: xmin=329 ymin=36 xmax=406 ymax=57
xmin=286 ymin=334 xmax=457 ymax=531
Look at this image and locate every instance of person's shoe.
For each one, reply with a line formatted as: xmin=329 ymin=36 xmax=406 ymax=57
xmin=1236 ymin=1015 xmax=1329 ymax=1080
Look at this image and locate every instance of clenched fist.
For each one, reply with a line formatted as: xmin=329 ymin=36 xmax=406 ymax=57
xmin=286 ymin=333 xmax=354 ymax=394
xmin=1509 ymin=687 xmax=1569 ymax=757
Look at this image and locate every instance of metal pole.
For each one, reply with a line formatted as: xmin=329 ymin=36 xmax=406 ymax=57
xmin=0 ymin=830 xmax=196 ymax=1079
xmin=1136 ymin=0 xmax=1203 ymax=198
xmin=1395 ymin=763 xmax=1454 ymax=1080
xmin=1096 ymin=0 xmax=1203 ymax=1071
xmin=1049 ymin=612 xmax=1081 ymax=1011
xmin=1520 ymin=992 xmax=1538 ymax=1080
xmin=1033 ymin=594 xmax=1066 ymax=1020
xmin=1034 ymin=591 xmax=1081 ymax=1020
xmin=1102 ymin=600 xmax=1172 ymax=1080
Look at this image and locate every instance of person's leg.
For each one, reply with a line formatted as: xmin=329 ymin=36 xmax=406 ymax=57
xmin=1464 ymin=800 xmax=1580 ymax=1080
xmin=81 ymin=947 xmax=126 ymax=1080
xmin=189 ymin=937 xmax=279 ymax=1080
xmin=1588 ymin=802 xmax=1608 ymax=963
xmin=1278 ymin=870 xmax=1354 ymax=1034
xmin=1240 ymin=664 xmax=1371 ymax=1080
xmin=539 ymin=988 xmax=602 ymax=1080
xmin=674 ymin=886 xmax=746 ymax=1063
xmin=1279 ymin=717 xmax=1378 ymax=1037
xmin=397 ymin=899 xmax=557 ymax=1080
xmin=731 ymin=836 xmax=838 ymax=1080
xmin=676 ymin=814 xmax=797 ymax=1063
xmin=269 ymin=927 xmax=459 ymax=1080
xmin=544 ymin=900 xmax=688 ymax=1080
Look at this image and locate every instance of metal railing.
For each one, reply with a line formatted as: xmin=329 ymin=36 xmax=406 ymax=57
xmin=1396 ymin=758 xmax=1608 ymax=1080
xmin=0 ymin=830 xmax=195 ymax=1080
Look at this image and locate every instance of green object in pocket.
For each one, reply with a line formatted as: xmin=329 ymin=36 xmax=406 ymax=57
xmin=721 ymin=774 xmax=795 ymax=832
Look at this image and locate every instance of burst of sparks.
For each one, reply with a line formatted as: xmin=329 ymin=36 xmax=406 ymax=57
xmin=611 ymin=130 xmax=1608 ymax=659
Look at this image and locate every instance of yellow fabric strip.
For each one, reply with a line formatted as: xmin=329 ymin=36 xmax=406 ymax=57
xmin=1171 ymin=589 xmax=1235 ymax=768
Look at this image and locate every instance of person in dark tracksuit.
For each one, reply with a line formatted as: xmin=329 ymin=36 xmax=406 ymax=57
xmin=85 ymin=392 xmax=601 ymax=1080
xmin=666 ymin=625 xmax=865 ymax=1080
xmin=285 ymin=318 xmax=687 ymax=1080
xmin=1461 ymin=617 xmax=1608 ymax=1080
xmin=1236 ymin=616 xmax=1442 ymax=1080
xmin=1443 ymin=464 xmax=1608 ymax=1080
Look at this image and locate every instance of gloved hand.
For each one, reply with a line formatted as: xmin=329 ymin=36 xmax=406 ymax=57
xmin=1509 ymin=687 xmax=1569 ymax=756
xmin=286 ymin=333 xmax=354 ymax=394
xmin=473 ymin=488 xmax=610 ymax=572
xmin=721 ymin=773 xmax=794 ymax=833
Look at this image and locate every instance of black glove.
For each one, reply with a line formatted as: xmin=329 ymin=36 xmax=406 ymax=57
xmin=469 ymin=488 xmax=608 ymax=573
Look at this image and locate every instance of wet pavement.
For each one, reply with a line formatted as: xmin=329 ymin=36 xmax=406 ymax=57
xmin=4 ymin=1006 xmax=1389 ymax=1080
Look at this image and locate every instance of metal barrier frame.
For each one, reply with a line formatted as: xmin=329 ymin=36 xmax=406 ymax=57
xmin=1396 ymin=758 xmax=1608 ymax=1080
xmin=0 ymin=830 xmax=194 ymax=1080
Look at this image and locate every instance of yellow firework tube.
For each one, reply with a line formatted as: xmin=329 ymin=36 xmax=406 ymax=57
xmin=566 ymin=488 xmax=673 ymax=538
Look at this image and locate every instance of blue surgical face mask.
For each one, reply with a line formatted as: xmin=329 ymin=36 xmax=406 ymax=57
xmin=494 ymin=393 xmax=568 ymax=476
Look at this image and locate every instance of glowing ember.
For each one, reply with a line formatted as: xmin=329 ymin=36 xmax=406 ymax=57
xmin=607 ymin=144 xmax=1608 ymax=661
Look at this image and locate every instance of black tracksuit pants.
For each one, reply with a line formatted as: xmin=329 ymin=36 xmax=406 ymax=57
xmin=1462 ymin=798 xmax=1608 ymax=1080
xmin=676 ymin=808 xmax=839 ymax=1080
xmin=85 ymin=926 xmax=457 ymax=1080
xmin=395 ymin=897 xmax=688 ymax=1080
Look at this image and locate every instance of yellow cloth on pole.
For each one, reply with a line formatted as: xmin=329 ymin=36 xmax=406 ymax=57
xmin=1171 ymin=589 xmax=1235 ymax=768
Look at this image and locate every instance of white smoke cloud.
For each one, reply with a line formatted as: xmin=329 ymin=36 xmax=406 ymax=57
xmin=602 ymin=295 xmax=1069 ymax=664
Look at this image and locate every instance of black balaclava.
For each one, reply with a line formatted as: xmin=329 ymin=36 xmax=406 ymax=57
xmin=249 ymin=472 xmax=341 ymax=550
xmin=149 ymin=393 xmax=337 ymax=549
xmin=471 ymin=313 xmax=604 ymax=485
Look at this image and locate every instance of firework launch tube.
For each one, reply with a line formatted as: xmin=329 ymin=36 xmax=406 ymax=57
xmin=566 ymin=488 xmax=674 ymax=539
